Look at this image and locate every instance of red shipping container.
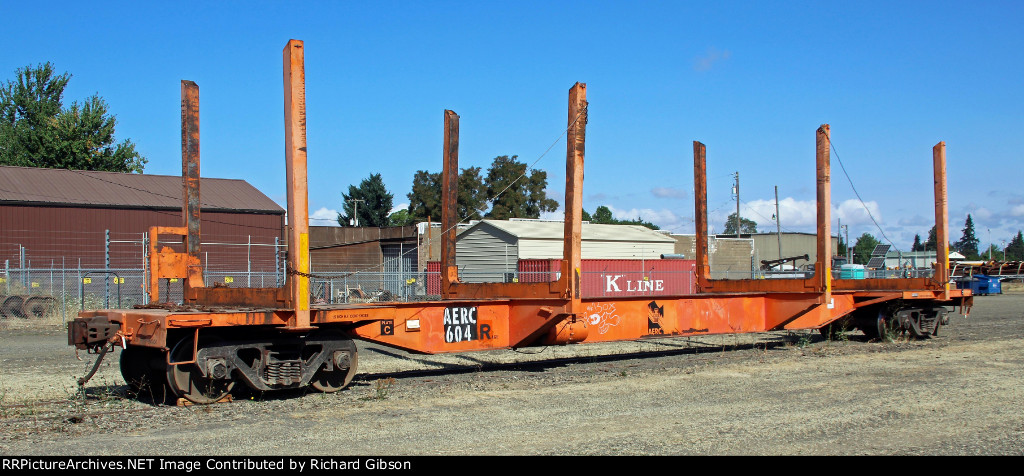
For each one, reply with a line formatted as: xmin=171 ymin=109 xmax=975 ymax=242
xmin=429 ymin=258 xmax=695 ymax=297
xmin=580 ymin=259 xmax=695 ymax=298
xmin=426 ymin=261 xmax=441 ymax=296
xmin=517 ymin=259 xmax=561 ymax=283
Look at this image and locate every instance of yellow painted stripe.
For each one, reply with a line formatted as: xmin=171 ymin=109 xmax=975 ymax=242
xmin=298 ymin=232 xmax=309 ymax=310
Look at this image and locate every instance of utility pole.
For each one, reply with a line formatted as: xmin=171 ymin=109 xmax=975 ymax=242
xmin=347 ymin=198 xmax=365 ymax=227
xmin=774 ymin=185 xmax=782 ymax=260
xmin=843 ymin=225 xmax=850 ymax=262
xmin=733 ymin=172 xmax=740 ymax=238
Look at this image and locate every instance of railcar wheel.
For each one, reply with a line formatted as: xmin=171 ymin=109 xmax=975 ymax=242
xmin=166 ymin=335 xmax=234 ymax=404
xmin=121 ymin=346 xmax=158 ymax=391
xmin=862 ymin=307 xmax=904 ymax=342
xmin=309 ymin=332 xmax=358 ymax=393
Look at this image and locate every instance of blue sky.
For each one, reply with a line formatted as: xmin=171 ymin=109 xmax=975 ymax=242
xmin=4 ymin=1 xmax=1022 ymax=252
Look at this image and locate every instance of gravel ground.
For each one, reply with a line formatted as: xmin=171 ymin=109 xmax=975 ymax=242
xmin=1 ymin=293 xmax=1022 ymax=455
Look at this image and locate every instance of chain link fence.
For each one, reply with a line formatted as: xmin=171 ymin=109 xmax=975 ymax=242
xmin=1 ymin=229 xmax=940 ymax=327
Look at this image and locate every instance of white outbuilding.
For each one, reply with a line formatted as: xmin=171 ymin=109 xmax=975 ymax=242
xmin=455 ymin=219 xmax=676 ymax=282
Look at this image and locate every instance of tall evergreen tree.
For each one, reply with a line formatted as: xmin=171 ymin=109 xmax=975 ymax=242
xmin=0 ymin=62 xmax=146 ymax=173
xmin=338 ymin=173 xmax=393 ymax=227
xmin=924 ymin=226 xmax=937 ymax=251
xmin=911 ymin=234 xmax=923 ymax=252
xmin=1006 ymin=230 xmax=1024 ymax=261
xmin=954 ymin=214 xmax=980 ymax=259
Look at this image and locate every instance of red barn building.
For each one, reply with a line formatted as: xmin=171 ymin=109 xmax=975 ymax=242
xmin=0 ymin=166 xmax=284 ymax=274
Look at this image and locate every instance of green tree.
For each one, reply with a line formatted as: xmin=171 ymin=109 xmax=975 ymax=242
xmin=339 ymin=173 xmax=393 ymax=227
xmin=406 ymin=167 xmax=487 ymax=223
xmin=954 ymin=214 xmax=980 ymax=259
xmin=911 ymin=234 xmax=923 ymax=252
xmin=1006 ymin=230 xmax=1024 ymax=261
xmin=581 ymin=209 xmax=592 ymax=222
xmin=837 ymin=235 xmax=848 ymax=257
xmin=585 ymin=205 xmax=659 ymax=230
xmin=592 ymin=205 xmax=614 ymax=224
xmin=722 ymin=212 xmax=757 ymax=235
xmin=0 ymin=62 xmax=146 ymax=173
xmin=387 ymin=209 xmax=414 ymax=227
xmin=924 ymin=226 xmax=937 ymax=251
xmin=407 ymin=170 xmax=441 ymax=222
xmin=484 ymin=155 xmax=558 ymax=220
xmin=853 ymin=233 xmax=880 ymax=265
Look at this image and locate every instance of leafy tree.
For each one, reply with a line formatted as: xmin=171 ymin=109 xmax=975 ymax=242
xmin=581 ymin=209 xmax=592 ymax=222
xmin=406 ymin=167 xmax=487 ymax=223
xmin=0 ymin=62 xmax=146 ymax=173
xmin=338 ymin=173 xmax=393 ymax=227
xmin=981 ymin=244 xmax=1003 ymax=261
xmin=837 ymin=235 xmax=848 ymax=257
xmin=1006 ymin=230 xmax=1024 ymax=261
xmin=457 ymin=166 xmax=487 ymax=220
xmin=911 ymin=234 xmax=923 ymax=252
xmin=592 ymin=205 xmax=614 ymax=224
xmin=406 ymin=170 xmax=441 ymax=222
xmin=722 ymin=212 xmax=757 ymax=235
xmin=484 ymin=155 xmax=558 ymax=220
xmin=388 ymin=209 xmax=414 ymax=227
xmin=954 ymin=214 xmax=980 ymax=260
xmin=405 ymin=156 xmax=559 ymax=223
xmin=853 ymin=233 xmax=880 ymax=265
xmin=585 ymin=205 xmax=659 ymax=230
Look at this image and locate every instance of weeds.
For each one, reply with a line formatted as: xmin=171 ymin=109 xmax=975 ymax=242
xmin=361 ymin=378 xmax=396 ymax=401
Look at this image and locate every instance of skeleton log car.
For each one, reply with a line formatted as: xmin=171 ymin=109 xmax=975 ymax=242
xmin=68 ymin=40 xmax=971 ymax=404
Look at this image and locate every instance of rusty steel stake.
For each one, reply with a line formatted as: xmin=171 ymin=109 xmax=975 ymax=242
xmin=283 ymin=39 xmax=311 ymax=329
xmin=933 ymin=141 xmax=949 ymax=297
xmin=441 ymin=110 xmax=460 ymax=299
xmin=816 ymin=124 xmax=832 ymax=305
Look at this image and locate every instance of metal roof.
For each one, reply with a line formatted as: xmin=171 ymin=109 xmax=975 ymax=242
xmin=0 ymin=166 xmax=283 ymax=214
xmin=465 ymin=219 xmax=675 ymax=243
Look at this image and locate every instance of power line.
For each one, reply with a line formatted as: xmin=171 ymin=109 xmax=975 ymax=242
xmin=821 ymin=127 xmax=899 ymax=251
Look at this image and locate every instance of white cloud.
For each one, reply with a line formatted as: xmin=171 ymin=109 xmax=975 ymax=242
xmin=390 ymin=203 xmax=409 ymax=215
xmin=836 ymin=199 xmax=882 ymax=227
xmin=309 ymin=207 xmax=340 ymax=226
xmin=651 ymin=187 xmax=687 ymax=199
xmin=1010 ymin=204 xmax=1024 ymax=217
xmin=741 ymin=198 xmax=817 ymax=230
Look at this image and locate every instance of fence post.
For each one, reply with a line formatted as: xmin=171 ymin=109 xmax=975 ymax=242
xmin=274 ymin=237 xmax=282 ymax=287
xmin=19 ymin=244 xmax=26 ymax=288
xmin=77 ymin=258 xmax=82 ymax=309
xmin=247 ymin=234 xmax=252 ymax=287
xmin=61 ymin=256 xmax=66 ymax=324
xmin=142 ymin=232 xmax=148 ymax=301
xmin=104 ymin=229 xmax=110 ymax=308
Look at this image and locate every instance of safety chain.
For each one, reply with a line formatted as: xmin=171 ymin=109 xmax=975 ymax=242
xmin=286 ymin=265 xmax=349 ymax=280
